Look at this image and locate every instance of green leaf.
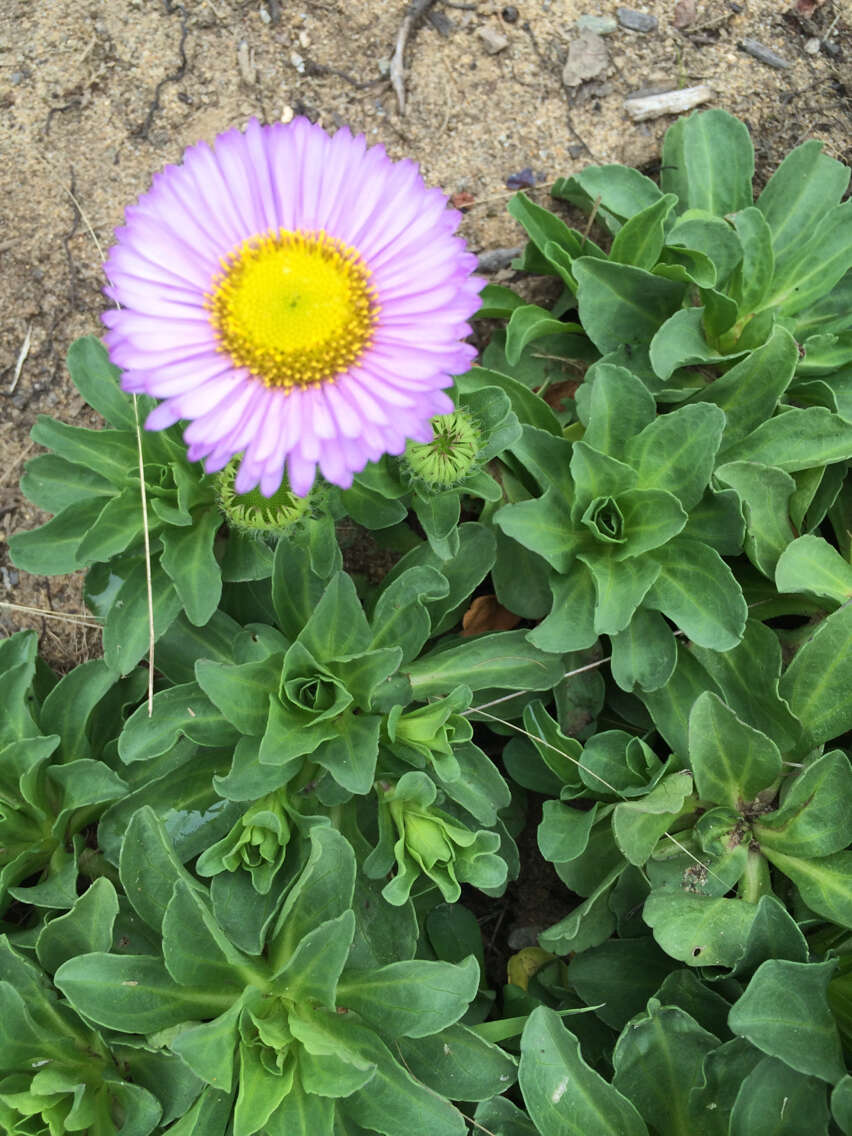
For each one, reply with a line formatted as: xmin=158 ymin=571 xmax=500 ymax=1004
xmin=35 ymin=878 xmax=119 ymax=973
xmin=268 ymin=827 xmax=356 ymax=970
xmin=170 ymin=1000 xmax=241 ymax=1093
xmin=475 ymin=283 xmax=526 ymax=319
xmin=610 ymin=194 xmax=678 ymax=269
xmin=54 ymin=953 xmax=230 ymax=1033
xmin=273 ymin=910 xmax=355 ymax=1007
xmin=688 ymin=692 xmax=782 ymax=809
xmin=831 ymin=1076 xmax=852 ymax=1135
xmin=20 ymin=452 xmax=114 ymax=513
xmin=554 ymin=163 xmax=663 ymax=231
xmin=475 ymin=1097 xmax=537 ymax=1135
xmin=574 ymin=258 xmax=685 ymax=354
xmin=568 ymin=938 xmax=677 ymax=1030
xmin=527 ymin=569 xmax=598 ymax=653
xmin=665 ymin=214 xmax=744 ymax=288
xmin=756 ymin=139 xmax=850 ymax=271
xmin=643 ymin=893 xmax=759 ymax=968
xmin=613 ymin=772 xmax=695 ymax=865
xmin=456 ymin=367 xmax=562 ymax=435
xmin=700 ymin=327 xmax=799 ymax=449
xmin=119 ymin=806 xmax=205 ymax=932
xmin=729 ymin=1055 xmax=830 ymax=1136
xmin=160 ymin=507 xmax=223 ymax=626
xmin=298 ymin=571 xmax=372 ymax=660
xmin=505 ymin=305 xmax=583 ymax=366
xmin=519 ymin=1006 xmax=648 ymax=1136
xmin=661 ymin=109 xmax=754 ymax=216
xmin=616 ymin=490 xmax=688 ymax=559
xmin=760 ymin=848 xmax=852 ymax=928
xmin=728 ymin=207 xmax=775 ymax=314
xmin=271 ymin=539 xmax=326 ymax=639
xmin=775 ymin=534 xmax=852 ymax=605
xmin=101 ymin=751 xmax=237 ymax=867
xmin=337 ymin=956 xmax=478 ymax=1039
xmin=722 ymin=406 xmax=852 ymax=472
xmin=396 ymin=1024 xmax=517 ymax=1102
xmin=650 ymin=308 xmax=740 ymax=381
xmin=755 ymin=751 xmax=852 ymax=857
xmin=340 ymin=1041 xmax=467 ymax=1136
xmin=780 ymin=603 xmax=852 ymax=747
xmin=67 ymin=336 xmax=139 ymax=428
xmin=195 ymin=655 xmax=281 ymax=737
xmin=119 ymin=681 xmax=237 ymax=762
xmin=8 ymin=495 xmax=107 ymax=574
xmin=644 ymin=539 xmax=747 ymax=650
xmin=539 ymin=801 xmax=599 ymax=863
xmin=729 ymin=895 xmax=808 ymax=980
xmin=581 ymin=363 xmax=656 ymax=460
xmin=508 ymin=190 xmax=594 ymax=265
xmin=611 ymin=607 xmax=677 ymax=693
xmin=627 ymin=403 xmax=724 ymax=512
xmin=75 ymin=487 xmax=145 ymax=563
xmin=584 ymin=554 xmax=660 ymax=636
xmin=103 ymin=559 xmax=183 ymax=676
xmin=612 ymin=1001 xmax=719 ymax=1136
xmin=407 ymin=630 xmax=564 ymax=698
xmin=162 ymin=879 xmax=254 ymax=991
xmin=370 ymin=566 xmax=448 ymax=663
xmin=30 ymin=415 xmax=138 ymax=485
xmin=728 ymin=959 xmax=845 ymax=1082
xmin=539 ymin=866 xmax=623 ymax=955
xmin=714 ymin=461 xmax=796 ymax=576
xmin=38 ymin=657 xmax=115 ymax=762
xmin=766 ymin=198 xmax=852 ymax=316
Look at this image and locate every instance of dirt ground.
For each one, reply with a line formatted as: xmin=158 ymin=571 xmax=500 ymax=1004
xmin=1 ymin=0 xmax=850 ymax=668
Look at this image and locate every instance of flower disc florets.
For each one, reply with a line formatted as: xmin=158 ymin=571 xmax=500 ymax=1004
xmin=403 ymin=408 xmax=482 ymax=489
xmin=102 ymin=117 xmax=483 ymax=498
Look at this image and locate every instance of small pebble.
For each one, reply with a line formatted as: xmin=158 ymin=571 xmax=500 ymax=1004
xmin=298 ymin=30 xmax=310 ymax=49
xmin=738 ymin=37 xmax=791 ymax=69
xmin=576 ymin=13 xmax=618 ymax=34
xmin=281 ymin=105 xmax=294 ymax=123
xmin=478 ymin=25 xmax=510 ymax=54
xmin=377 ymin=56 xmax=391 ymax=78
xmin=290 ymin=51 xmax=305 ymax=73
xmin=505 ymin=166 xmax=547 ymax=189
xmin=804 ymin=36 xmax=821 ymax=54
xmin=616 ymin=7 xmax=658 ymax=32
xmin=501 ymin=5 xmax=519 ymax=21
xmin=258 ymin=5 xmax=271 ymax=24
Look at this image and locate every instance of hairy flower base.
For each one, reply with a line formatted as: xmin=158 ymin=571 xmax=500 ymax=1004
xmin=404 ymin=408 xmax=482 ymax=488
xmin=215 ymin=458 xmax=314 ymax=535
xmin=207 ymin=229 xmax=379 ymax=390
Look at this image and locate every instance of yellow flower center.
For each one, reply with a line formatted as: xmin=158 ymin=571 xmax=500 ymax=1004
xmin=207 ymin=229 xmax=379 ymax=389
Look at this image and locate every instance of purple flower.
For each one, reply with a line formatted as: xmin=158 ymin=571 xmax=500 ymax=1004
xmin=102 ymin=118 xmax=482 ymax=496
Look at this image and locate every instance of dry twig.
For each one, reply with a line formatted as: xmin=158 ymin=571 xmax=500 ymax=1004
xmin=390 ymin=0 xmax=439 ymax=114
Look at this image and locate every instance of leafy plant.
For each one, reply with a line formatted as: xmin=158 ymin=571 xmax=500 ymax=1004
xmin=3 ymin=108 xmax=851 ymax=1134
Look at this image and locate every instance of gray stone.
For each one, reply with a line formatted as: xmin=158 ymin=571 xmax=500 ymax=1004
xmin=478 ymin=25 xmax=510 ymax=54
xmin=576 ymin=13 xmax=618 ymax=35
xmin=616 ymin=7 xmax=658 ymax=32
xmin=738 ymin=38 xmax=792 ymax=69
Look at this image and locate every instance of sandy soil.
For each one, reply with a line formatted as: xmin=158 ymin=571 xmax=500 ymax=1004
xmin=0 ymin=0 xmax=849 ymax=667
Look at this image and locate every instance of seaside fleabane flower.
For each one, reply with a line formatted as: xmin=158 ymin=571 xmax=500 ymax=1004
xmin=102 ymin=117 xmax=483 ymax=496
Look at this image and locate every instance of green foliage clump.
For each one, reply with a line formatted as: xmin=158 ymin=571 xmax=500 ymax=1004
xmin=3 ymin=109 xmax=852 ymax=1134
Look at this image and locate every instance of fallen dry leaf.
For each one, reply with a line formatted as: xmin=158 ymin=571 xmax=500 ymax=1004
xmin=450 ymin=191 xmax=475 ymax=210
xmin=461 ymin=594 xmax=521 ymax=636
xmin=540 ymin=378 xmax=581 ymax=412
